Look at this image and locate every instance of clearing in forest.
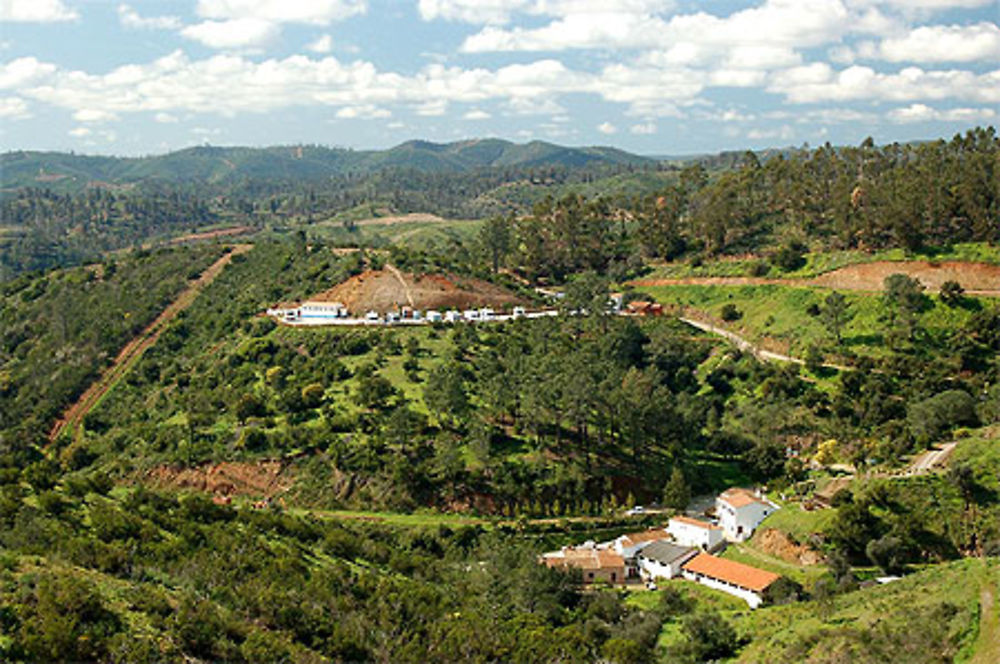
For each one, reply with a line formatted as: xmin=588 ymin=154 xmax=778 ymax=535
xmin=631 ymin=260 xmax=1000 ymax=296
xmin=306 ymin=266 xmax=526 ymax=313
xmin=47 ymin=244 xmax=253 ymax=443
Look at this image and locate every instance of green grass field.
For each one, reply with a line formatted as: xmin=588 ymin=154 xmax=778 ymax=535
xmin=638 ymin=282 xmax=987 ymax=358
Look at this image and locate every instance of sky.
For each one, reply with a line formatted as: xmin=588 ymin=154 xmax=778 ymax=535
xmin=1 ymin=0 xmax=998 ymax=156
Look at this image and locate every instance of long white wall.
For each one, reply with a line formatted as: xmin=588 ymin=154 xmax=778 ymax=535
xmin=681 ymin=570 xmax=764 ymax=609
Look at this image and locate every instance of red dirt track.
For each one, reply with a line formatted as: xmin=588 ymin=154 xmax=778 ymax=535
xmin=631 ymin=260 xmax=1000 ymax=296
xmin=47 ymin=245 xmax=252 ymax=444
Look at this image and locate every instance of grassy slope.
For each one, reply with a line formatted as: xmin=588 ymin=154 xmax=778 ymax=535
xmin=735 ymin=557 xmax=995 ymax=663
xmin=645 ymin=242 xmax=1000 ymax=280
xmin=638 ymin=282 xmax=987 ymax=358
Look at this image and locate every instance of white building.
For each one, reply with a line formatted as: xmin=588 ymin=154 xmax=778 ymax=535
xmin=636 ymin=541 xmax=697 ymax=580
xmin=444 ymin=310 xmax=462 ymax=323
xmin=716 ymin=488 xmax=779 ymax=542
xmin=426 ymin=310 xmax=442 ymax=323
xmin=680 ymin=552 xmax=779 ymax=609
xmin=364 ymin=310 xmax=381 ymax=323
xmin=300 ymin=301 xmax=348 ymax=320
xmin=667 ymin=516 xmax=724 ymax=551
xmin=512 ymin=306 xmax=526 ymax=318
xmin=613 ymin=528 xmax=671 ymax=559
xmin=462 ymin=309 xmax=480 ymax=322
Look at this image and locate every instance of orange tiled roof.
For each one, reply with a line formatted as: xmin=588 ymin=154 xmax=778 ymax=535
xmin=681 ymin=553 xmax=779 ymax=592
xmin=719 ymin=488 xmax=769 ymax=509
xmin=620 ymin=528 xmax=670 ymax=547
xmin=670 ymin=515 xmax=721 ymax=531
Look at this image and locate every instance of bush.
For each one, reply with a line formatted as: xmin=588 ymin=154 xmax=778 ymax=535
xmin=770 ymin=242 xmax=807 ymax=272
xmin=907 ymin=390 xmax=978 ymax=446
xmin=720 ymin=304 xmax=742 ymax=322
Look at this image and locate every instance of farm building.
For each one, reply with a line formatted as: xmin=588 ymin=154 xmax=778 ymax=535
xmin=716 ymin=488 xmax=779 ymax=542
xmin=613 ymin=528 xmax=672 ymax=559
xmin=425 ymin=310 xmax=442 ymax=323
xmin=667 ymin=516 xmax=724 ymax=551
xmin=636 ymin=541 xmax=697 ymax=580
xmin=680 ymin=552 xmax=780 ymax=609
xmin=300 ymin=301 xmax=348 ymax=319
xmin=542 ymin=547 xmax=626 ymax=586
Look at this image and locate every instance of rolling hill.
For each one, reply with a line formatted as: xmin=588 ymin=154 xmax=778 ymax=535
xmin=0 ymin=139 xmax=654 ymax=192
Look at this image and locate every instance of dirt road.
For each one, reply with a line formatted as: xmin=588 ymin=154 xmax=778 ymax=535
xmin=48 ymin=244 xmax=252 ymax=444
xmin=632 ymin=260 xmax=1000 ymax=296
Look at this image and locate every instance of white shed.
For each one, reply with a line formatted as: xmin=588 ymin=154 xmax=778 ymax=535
xmin=636 ymin=541 xmax=697 ymax=580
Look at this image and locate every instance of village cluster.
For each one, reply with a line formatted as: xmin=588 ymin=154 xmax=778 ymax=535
xmin=543 ymin=488 xmax=781 ymax=609
xmin=263 ymin=294 xmax=668 ymax=327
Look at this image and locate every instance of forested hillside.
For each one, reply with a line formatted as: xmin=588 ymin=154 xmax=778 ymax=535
xmin=1 ymin=128 xmax=998 ymax=663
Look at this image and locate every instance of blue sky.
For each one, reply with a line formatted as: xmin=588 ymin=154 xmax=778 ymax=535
xmin=1 ymin=0 xmax=997 ymax=156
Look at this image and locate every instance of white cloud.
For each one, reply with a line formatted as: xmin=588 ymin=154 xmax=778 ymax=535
xmin=419 ymin=0 xmax=675 ymax=24
xmin=0 ymin=57 xmax=58 ymax=89
xmin=629 ymin=121 xmax=656 ymax=134
xmin=879 ymin=23 xmax=1000 ymax=62
xmin=73 ymin=108 xmax=118 ymax=123
xmin=768 ymin=63 xmax=1000 ymax=104
xmin=154 ymin=112 xmax=179 ymax=123
xmin=335 ymin=104 xmax=390 ymax=118
xmin=117 ymin=4 xmax=182 ymax=30
xmin=747 ymin=124 xmax=795 ymax=141
xmin=68 ymin=127 xmax=91 ymax=137
xmin=181 ymin=18 xmax=280 ymax=50
xmin=196 ymin=0 xmax=366 ymax=25
xmin=887 ymin=103 xmax=997 ymax=123
xmin=415 ymin=99 xmax=448 ymax=116
xmin=462 ymin=0 xmax=852 ymax=52
xmin=0 ymin=0 xmax=77 ymax=22
xmin=463 ymin=109 xmax=491 ymax=119
xmin=0 ymin=96 xmax=29 ymax=119
xmin=597 ymin=121 xmax=617 ymax=134
xmin=307 ymin=35 xmax=334 ymax=53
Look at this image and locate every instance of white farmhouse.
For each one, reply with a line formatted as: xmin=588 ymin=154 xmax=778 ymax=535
xmin=716 ymin=488 xmax=779 ymax=542
xmin=444 ymin=310 xmax=462 ymax=323
xmin=425 ymin=310 xmax=442 ymax=323
xmin=667 ymin=516 xmax=724 ymax=551
xmin=636 ymin=541 xmax=697 ymax=580
xmin=680 ymin=552 xmax=780 ymax=609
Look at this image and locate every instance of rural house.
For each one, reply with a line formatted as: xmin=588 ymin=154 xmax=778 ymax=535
xmin=667 ymin=515 xmax=724 ymax=551
xmin=716 ymin=488 xmax=779 ymax=542
xmin=542 ymin=546 xmax=625 ymax=586
xmin=636 ymin=541 xmax=698 ymax=580
xmin=614 ymin=528 xmax=673 ymax=577
xmin=680 ymin=552 xmax=780 ymax=608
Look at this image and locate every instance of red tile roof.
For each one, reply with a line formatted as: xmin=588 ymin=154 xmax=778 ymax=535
xmin=719 ymin=488 xmax=769 ymax=509
xmin=670 ymin=515 xmax=721 ymax=531
xmin=681 ymin=553 xmax=779 ymax=592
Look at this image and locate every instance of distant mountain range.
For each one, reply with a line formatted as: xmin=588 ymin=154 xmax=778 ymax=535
xmin=0 ymin=139 xmax=655 ymax=192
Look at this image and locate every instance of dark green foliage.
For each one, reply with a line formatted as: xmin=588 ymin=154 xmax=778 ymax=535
xmin=770 ymin=241 xmax=807 ymax=272
xmin=720 ymin=303 xmax=742 ymax=321
xmin=907 ymin=390 xmax=978 ymax=446
xmin=670 ymin=610 xmax=739 ymax=662
xmin=662 ymin=466 xmax=690 ymax=511
xmin=939 ymin=280 xmax=965 ymax=307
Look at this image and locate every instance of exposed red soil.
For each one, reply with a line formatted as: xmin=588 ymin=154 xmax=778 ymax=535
xmin=307 ymin=266 xmax=526 ymax=313
xmin=144 ymin=460 xmax=294 ymax=497
xmin=169 ymin=226 xmax=255 ymax=244
xmin=754 ymin=528 xmax=825 ymax=566
xmin=631 ymin=260 xmax=1000 ymax=296
xmin=48 ymin=245 xmax=253 ymax=443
